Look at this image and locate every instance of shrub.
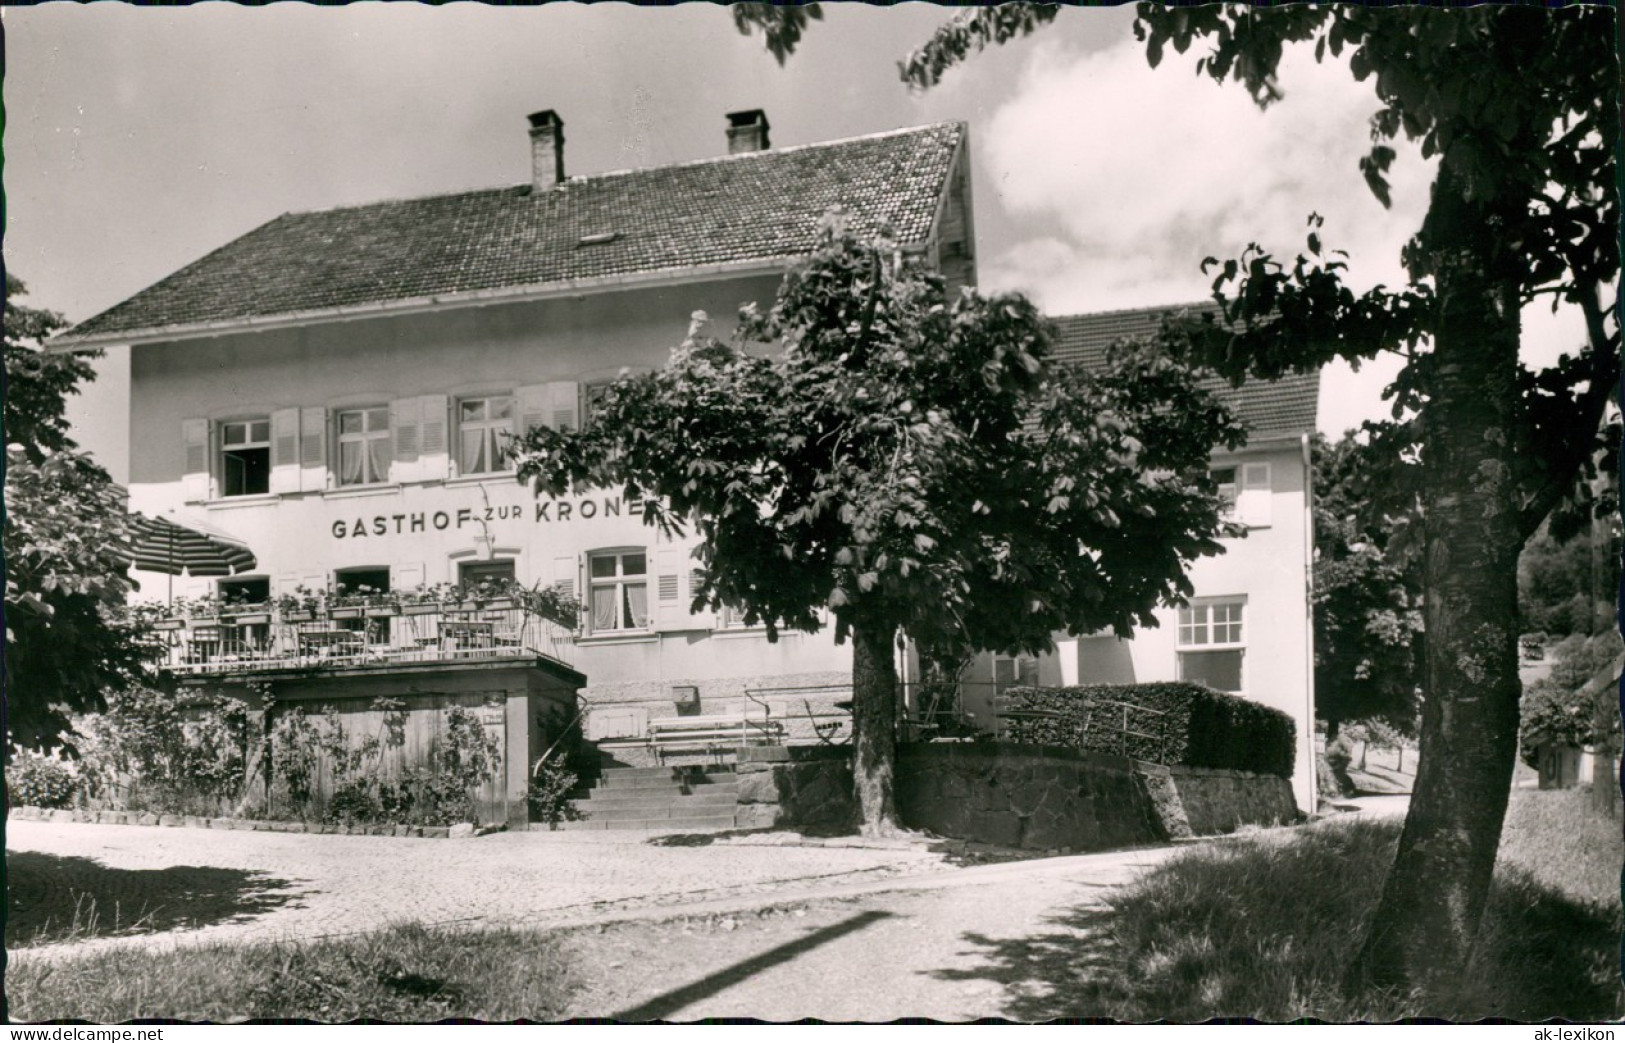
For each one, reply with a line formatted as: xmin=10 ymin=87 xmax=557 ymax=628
xmin=6 ymin=748 xmax=78 ymax=809
xmin=527 ymin=751 xmax=582 ymax=829
xmin=69 ymin=687 xmax=254 ymax=815
xmin=1002 ymin=681 xmax=1296 ymax=777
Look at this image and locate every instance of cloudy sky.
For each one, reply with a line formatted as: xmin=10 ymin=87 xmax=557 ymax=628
xmin=4 ymin=4 xmax=1589 ymax=483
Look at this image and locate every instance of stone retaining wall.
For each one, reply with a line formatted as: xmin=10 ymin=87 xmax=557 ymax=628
xmin=896 ymin=744 xmax=1165 ymax=851
xmin=736 ymin=742 xmax=1301 ymax=850
xmin=733 ymin=745 xmax=855 ymax=830
xmin=1145 ymin=764 xmax=1300 ymax=838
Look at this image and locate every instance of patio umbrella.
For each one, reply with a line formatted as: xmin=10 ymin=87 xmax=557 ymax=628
xmin=125 ymin=511 xmax=258 ymax=603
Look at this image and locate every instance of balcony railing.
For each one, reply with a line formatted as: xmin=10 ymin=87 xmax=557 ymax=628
xmin=156 ymin=603 xmax=575 ymax=676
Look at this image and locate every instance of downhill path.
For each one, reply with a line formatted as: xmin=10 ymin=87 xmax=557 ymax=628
xmin=568 ymin=845 xmax=1184 ymax=1022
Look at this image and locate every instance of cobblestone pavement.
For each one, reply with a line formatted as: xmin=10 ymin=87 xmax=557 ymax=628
xmin=5 ymin=821 xmax=953 ymax=960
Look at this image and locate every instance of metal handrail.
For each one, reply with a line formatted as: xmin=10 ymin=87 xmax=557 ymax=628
xmin=158 ymin=604 xmax=574 ymax=676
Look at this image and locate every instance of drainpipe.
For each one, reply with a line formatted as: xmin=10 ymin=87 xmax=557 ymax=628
xmin=1302 ymin=432 xmax=1318 ymax=813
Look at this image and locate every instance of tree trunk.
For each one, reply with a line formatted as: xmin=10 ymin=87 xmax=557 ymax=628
xmin=850 ymin=620 xmax=902 ymax=836
xmin=1591 ymin=746 xmax=1620 ymax=820
xmin=1346 ymin=169 xmax=1527 ymax=994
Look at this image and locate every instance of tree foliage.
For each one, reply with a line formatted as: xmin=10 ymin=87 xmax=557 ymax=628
xmin=739 ymin=0 xmax=1620 ymax=995
xmin=514 ymin=220 xmax=1241 ymax=831
xmin=1311 ymin=433 xmax=1423 ymax=736
xmin=1133 ymin=4 xmax=1619 ymax=994
xmin=730 ymin=3 xmax=823 ymax=67
xmin=4 ymin=276 xmax=154 ymax=749
xmin=1518 ymin=515 xmax=1621 ymax=639
xmin=1519 ymin=631 xmax=1624 ymax=768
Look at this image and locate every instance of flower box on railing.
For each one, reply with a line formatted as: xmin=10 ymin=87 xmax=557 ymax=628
xmin=229 ymin=612 xmax=273 ymax=626
xmin=282 ymin=609 xmax=316 ymax=623
xmin=401 ymin=602 xmax=441 ymax=617
xmin=329 ymin=606 xmax=364 ymax=620
xmin=154 ymin=618 xmax=186 ymax=632
xmin=363 ymin=604 xmax=397 ymax=618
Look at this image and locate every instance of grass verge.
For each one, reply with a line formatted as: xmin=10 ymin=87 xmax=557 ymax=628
xmin=6 ymin=922 xmax=576 ymax=1022
xmin=1046 ymin=791 xmax=1622 ymax=1021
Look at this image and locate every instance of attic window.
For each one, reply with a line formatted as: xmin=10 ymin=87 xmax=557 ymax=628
xmin=577 ymin=232 xmax=619 ymax=247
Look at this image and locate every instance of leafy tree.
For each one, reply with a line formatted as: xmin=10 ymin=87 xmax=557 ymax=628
xmin=744 ymin=0 xmax=1618 ymax=994
xmin=1519 ymin=631 xmax=1622 ymax=781
xmin=1311 ymin=433 xmax=1423 ymax=740
xmin=514 ymin=221 xmax=1242 ymax=834
xmin=730 ymin=3 xmax=823 ymax=66
xmin=4 ymin=275 xmax=155 ymax=748
xmin=1518 ymin=515 xmax=1620 ymax=638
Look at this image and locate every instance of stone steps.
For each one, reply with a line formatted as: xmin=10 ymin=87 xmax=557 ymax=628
xmin=576 ymin=788 xmax=740 ymax=810
xmin=552 ymin=813 xmax=738 ymax=832
xmin=566 ymin=765 xmax=739 ymax=830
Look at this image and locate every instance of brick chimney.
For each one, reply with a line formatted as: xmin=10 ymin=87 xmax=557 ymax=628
xmin=726 ymin=109 xmax=771 ymax=154
xmin=528 ymin=110 xmax=565 ymax=192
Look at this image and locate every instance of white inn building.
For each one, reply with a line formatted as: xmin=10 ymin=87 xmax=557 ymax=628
xmin=53 ymin=110 xmax=1320 ymax=816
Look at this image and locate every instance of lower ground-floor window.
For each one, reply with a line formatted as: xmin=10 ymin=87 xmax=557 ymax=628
xmin=1177 ymin=597 xmax=1245 ymax=693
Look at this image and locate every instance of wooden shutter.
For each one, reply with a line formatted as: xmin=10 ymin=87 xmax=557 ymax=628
xmin=299 ymin=407 xmax=328 ymax=492
xmin=390 ymin=397 xmax=422 ymax=483
xmin=181 ymin=418 xmax=211 ymax=502
xmin=293 ymin=571 xmax=329 ymax=598
xmin=546 ymin=381 xmax=580 ymax=432
xmin=553 ymin=554 xmax=580 ymax=629
xmin=270 ymin=408 xmax=301 ymax=494
xmin=1239 ymin=462 xmax=1272 ymax=527
xmin=419 ymin=394 xmax=449 ymax=481
xmin=517 ymin=384 xmax=551 ymax=436
xmin=390 ymin=562 xmax=426 ymax=597
xmin=654 ymin=547 xmax=685 ymax=631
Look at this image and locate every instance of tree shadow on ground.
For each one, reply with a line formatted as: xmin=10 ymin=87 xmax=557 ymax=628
xmin=927 ymin=902 xmax=1135 ymax=1022
xmin=5 ymin=851 xmax=305 ymax=948
xmin=928 ymin=881 xmax=1623 ymax=1022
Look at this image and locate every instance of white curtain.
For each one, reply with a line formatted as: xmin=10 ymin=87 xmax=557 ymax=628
xmin=624 ymin=582 xmax=648 ymax=628
xmin=367 ymin=437 xmax=391 ymax=483
xmin=592 ymin=586 xmax=617 ymax=631
xmin=339 ymin=441 xmax=365 ymax=485
xmin=460 ymin=430 xmax=488 ymax=474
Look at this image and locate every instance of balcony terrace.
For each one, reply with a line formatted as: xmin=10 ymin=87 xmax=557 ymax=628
xmin=153 ymin=601 xmax=575 ymax=677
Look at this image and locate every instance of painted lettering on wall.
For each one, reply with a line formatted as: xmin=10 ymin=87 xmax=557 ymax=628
xmin=330 ymin=496 xmax=639 ymax=539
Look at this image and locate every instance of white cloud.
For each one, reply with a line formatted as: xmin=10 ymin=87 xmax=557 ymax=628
xmin=977 ymin=34 xmax=1603 ymax=433
xmin=980 ymin=36 xmax=1436 ymax=318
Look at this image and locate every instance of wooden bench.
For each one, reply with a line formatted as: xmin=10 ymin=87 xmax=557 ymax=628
xmin=647 ymin=714 xmax=785 ymax=763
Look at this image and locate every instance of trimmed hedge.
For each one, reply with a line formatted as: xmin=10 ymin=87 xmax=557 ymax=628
xmin=1001 ymin=682 xmax=1296 ymax=778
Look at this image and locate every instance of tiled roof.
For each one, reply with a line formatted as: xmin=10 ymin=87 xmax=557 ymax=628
xmin=1049 ymin=304 xmax=1320 ymax=438
xmin=60 ymin=122 xmax=967 ymax=345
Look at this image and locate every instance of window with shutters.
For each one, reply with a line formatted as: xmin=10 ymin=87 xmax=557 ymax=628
xmin=457 ymin=397 xmax=515 ymax=475
xmin=587 ymin=549 xmax=648 ymax=633
xmin=582 ymin=381 xmax=612 ymax=425
xmin=1177 ymin=598 xmax=1246 ymax=693
xmin=459 ymin=559 xmax=516 ymax=592
xmin=1211 ymin=467 xmax=1239 ymax=515
xmin=337 ymin=407 xmax=391 ymax=486
xmin=220 ymin=418 xmax=271 ymax=497
xmin=1212 ymin=463 xmax=1272 ymax=527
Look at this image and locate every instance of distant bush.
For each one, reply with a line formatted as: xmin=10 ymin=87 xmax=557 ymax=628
xmin=1002 ymin=682 xmax=1296 ymax=777
xmin=6 ymin=748 xmax=79 ymax=809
